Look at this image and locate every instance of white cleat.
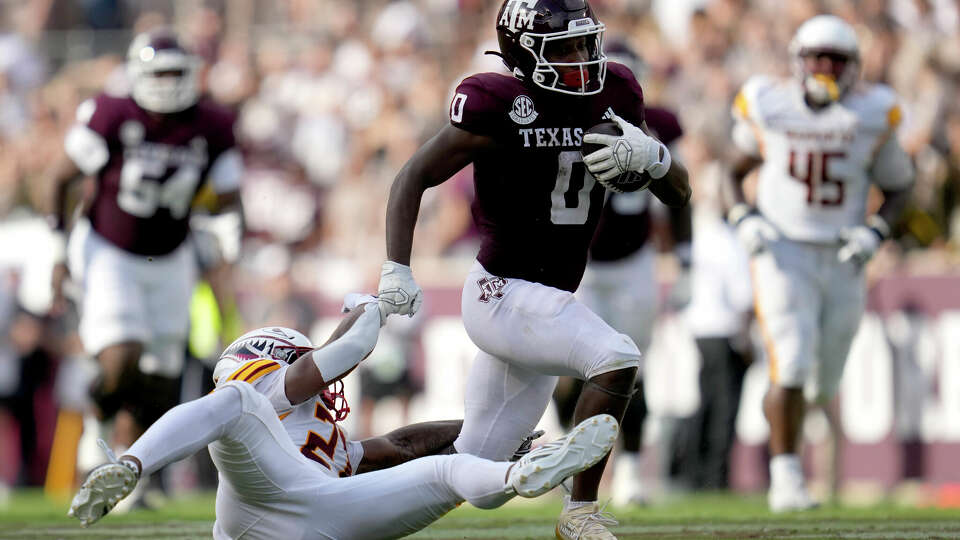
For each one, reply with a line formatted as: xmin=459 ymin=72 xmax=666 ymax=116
xmin=68 ymin=440 xmax=140 ymax=527
xmin=556 ymin=496 xmax=620 ymax=540
xmin=507 ymin=414 xmax=619 ymax=498
xmin=768 ymin=484 xmax=819 ymax=513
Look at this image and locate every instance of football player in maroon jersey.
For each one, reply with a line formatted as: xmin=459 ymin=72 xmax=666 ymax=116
xmin=45 ymin=29 xmax=243 ymax=453
xmin=561 ymin=39 xmax=692 ymax=506
xmin=378 ymin=2 xmax=690 ymax=537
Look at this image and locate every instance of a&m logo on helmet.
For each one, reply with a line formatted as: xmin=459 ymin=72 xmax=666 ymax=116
xmin=509 ymin=95 xmax=539 ymax=125
xmin=500 ymin=0 xmax=539 ymax=32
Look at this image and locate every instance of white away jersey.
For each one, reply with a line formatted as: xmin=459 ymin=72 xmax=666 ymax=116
xmin=732 ymin=76 xmax=912 ymax=243
xmin=216 ymin=359 xmax=362 ymax=477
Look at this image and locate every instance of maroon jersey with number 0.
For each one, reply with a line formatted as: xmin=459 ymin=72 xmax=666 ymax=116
xmin=450 ymin=62 xmax=645 ymax=292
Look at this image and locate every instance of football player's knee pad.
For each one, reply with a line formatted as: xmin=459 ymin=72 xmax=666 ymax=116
xmin=582 ymin=332 xmax=642 ymax=381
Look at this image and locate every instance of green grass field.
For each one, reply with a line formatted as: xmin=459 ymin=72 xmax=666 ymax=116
xmin=1 ymin=490 xmax=958 ymax=539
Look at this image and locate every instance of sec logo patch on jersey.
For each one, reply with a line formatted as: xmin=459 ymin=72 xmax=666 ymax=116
xmin=509 ymin=95 xmax=538 ymax=125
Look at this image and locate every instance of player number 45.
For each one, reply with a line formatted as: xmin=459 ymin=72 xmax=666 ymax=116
xmin=788 ymin=150 xmax=846 ymax=206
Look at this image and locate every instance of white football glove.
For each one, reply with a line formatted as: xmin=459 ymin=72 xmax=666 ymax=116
xmin=837 ymin=225 xmax=882 ymax=265
xmin=728 ymin=204 xmax=779 ymax=255
xmin=582 ymin=113 xmax=671 ymax=182
xmin=342 ymin=293 xmax=384 ymax=326
xmin=377 ymin=261 xmax=423 ymax=319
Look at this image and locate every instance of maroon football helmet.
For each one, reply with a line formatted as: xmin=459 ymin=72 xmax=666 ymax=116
xmin=495 ymin=0 xmax=607 ymax=96
xmin=127 ymin=28 xmax=200 ymax=113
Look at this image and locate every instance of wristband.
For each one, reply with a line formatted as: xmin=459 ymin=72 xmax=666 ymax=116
xmin=726 ymin=203 xmax=754 ymax=226
xmin=646 ymin=142 xmax=672 ymax=179
xmin=51 ymin=230 xmax=67 ymax=264
xmin=866 ymin=215 xmax=890 ymax=240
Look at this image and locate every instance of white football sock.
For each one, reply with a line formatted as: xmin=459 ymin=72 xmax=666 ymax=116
xmin=769 ymin=453 xmax=804 ymax=489
xmin=565 ymin=497 xmax=597 ymax=510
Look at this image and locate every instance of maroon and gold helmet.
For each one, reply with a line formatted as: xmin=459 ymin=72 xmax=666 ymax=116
xmin=495 ymin=0 xmax=607 ymax=96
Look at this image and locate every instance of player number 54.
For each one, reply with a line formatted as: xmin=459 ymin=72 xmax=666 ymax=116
xmin=118 ymin=159 xmax=201 ymax=219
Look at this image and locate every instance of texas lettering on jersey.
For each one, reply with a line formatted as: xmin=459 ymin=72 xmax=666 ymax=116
xmin=449 ymin=62 xmax=646 ymax=292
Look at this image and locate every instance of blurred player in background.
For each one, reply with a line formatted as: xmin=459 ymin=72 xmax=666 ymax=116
xmin=727 ymin=15 xmax=914 ymax=512
xmin=378 ymin=1 xmax=690 ymax=537
xmin=44 ymin=28 xmax=243 ymax=457
xmin=671 ymin=153 xmax=753 ymax=493
xmin=552 ymin=38 xmax=691 ymax=506
xmin=69 ymin=296 xmax=620 ymax=539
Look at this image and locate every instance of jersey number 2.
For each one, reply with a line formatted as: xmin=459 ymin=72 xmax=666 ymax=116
xmin=550 ymin=151 xmax=596 ymax=225
xmin=788 ymin=150 xmax=845 ymax=206
xmin=300 ymin=403 xmax=352 ymax=477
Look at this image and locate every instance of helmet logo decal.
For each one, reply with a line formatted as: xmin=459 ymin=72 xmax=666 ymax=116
xmin=509 ymin=95 xmax=539 ymax=125
xmin=499 ymin=0 xmax=539 ymax=32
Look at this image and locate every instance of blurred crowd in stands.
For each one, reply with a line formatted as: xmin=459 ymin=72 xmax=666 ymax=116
xmin=0 ymin=0 xmax=958 ymax=492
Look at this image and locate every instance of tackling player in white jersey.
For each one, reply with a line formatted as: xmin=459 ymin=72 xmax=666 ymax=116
xmin=727 ymin=15 xmax=914 ymax=512
xmin=68 ymin=296 xmax=620 ymax=539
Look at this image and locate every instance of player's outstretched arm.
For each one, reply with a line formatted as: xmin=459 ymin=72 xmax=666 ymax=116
xmin=283 ymin=302 xmax=381 ymax=405
xmin=384 ymin=124 xmax=495 ymax=265
xmin=379 ymin=125 xmax=495 ymax=319
xmin=355 ymin=419 xmax=464 ymax=474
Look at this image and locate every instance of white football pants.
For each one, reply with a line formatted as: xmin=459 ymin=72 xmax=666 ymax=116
xmin=750 ymin=237 xmax=866 ymax=402
xmin=454 ymin=261 xmax=641 ymax=461
xmin=126 ymin=381 xmax=513 ymax=540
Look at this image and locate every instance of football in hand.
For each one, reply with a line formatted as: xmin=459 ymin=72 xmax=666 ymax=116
xmin=581 ymin=121 xmax=654 ymax=193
